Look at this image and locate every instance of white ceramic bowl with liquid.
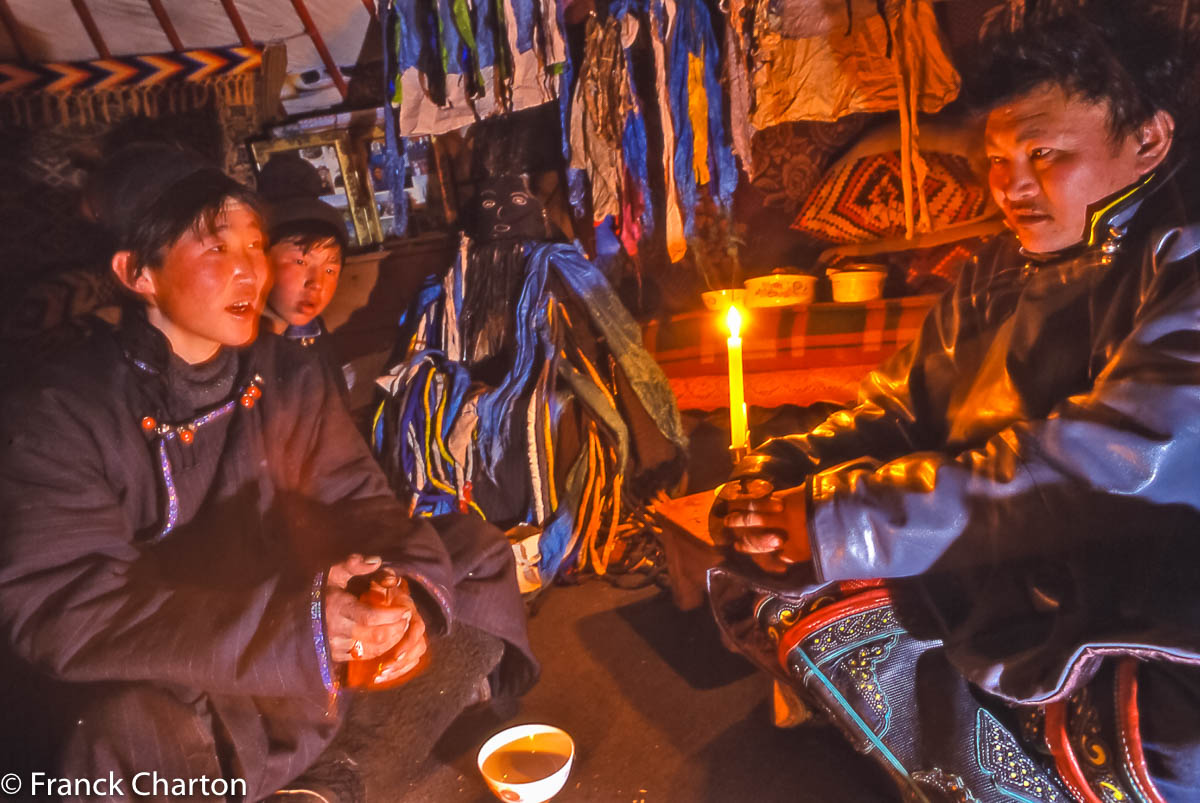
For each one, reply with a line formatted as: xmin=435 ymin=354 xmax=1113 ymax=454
xmin=477 ymin=723 xmax=575 ymax=803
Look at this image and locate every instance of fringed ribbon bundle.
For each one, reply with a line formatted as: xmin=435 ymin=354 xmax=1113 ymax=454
xmin=0 ymin=46 xmax=262 ymax=130
xmin=374 ymin=237 xmax=685 ymax=582
xmin=380 ymin=0 xmax=567 ymax=138
xmin=568 ymin=11 xmax=646 ymax=257
xmin=564 ymin=0 xmax=736 ymax=264
xmin=667 ymin=0 xmax=737 ymax=241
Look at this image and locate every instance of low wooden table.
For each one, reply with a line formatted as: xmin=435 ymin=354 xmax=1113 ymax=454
xmin=648 ymin=489 xmax=725 ymax=611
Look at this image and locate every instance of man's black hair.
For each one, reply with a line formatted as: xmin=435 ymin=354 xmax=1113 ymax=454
xmin=124 ymin=170 xmax=265 ymax=275
xmin=90 ymin=143 xmax=265 ymax=276
xmin=269 ymin=219 xmax=345 ymax=256
xmin=966 ymin=2 xmax=1197 ymax=140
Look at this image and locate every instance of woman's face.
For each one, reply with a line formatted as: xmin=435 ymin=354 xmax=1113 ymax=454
xmin=142 ymin=200 xmax=271 ymax=363
xmin=266 ymin=237 xmax=343 ymax=329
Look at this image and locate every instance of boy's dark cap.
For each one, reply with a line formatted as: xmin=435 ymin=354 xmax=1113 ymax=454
xmin=257 ymin=153 xmax=349 ymax=249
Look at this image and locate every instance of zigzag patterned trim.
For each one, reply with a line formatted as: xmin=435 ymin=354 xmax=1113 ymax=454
xmin=0 ymin=45 xmax=262 ymax=95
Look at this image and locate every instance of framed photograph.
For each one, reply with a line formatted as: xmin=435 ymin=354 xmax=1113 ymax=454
xmin=354 ymin=128 xmax=454 ymax=242
xmin=249 ymin=131 xmax=373 ymax=247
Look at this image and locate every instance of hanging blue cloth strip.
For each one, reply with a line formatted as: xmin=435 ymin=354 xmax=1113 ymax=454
xmin=622 ymin=104 xmax=654 ymax=239
xmin=473 ymin=0 xmax=497 ymax=71
xmin=511 ymin=0 xmax=536 ymax=53
xmin=434 ymin=0 xmax=465 ymax=76
xmin=474 ymin=244 xmax=551 ymax=479
xmin=667 ymin=3 xmax=697 ymax=239
xmin=612 ymin=0 xmax=655 ymax=240
xmin=695 ymin=0 xmax=737 ymax=212
xmin=666 ymin=0 xmax=738 ymax=237
xmin=381 ymin=0 xmax=410 ymax=236
xmin=388 ymin=0 xmax=423 ymax=87
xmin=554 ymin=0 xmax=585 ymax=218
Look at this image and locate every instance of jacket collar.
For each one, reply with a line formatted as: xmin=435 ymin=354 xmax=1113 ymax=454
xmin=116 ymin=305 xmax=174 ymax=377
xmin=116 ymin=305 xmax=256 ymax=386
xmin=1019 ymin=157 xmax=1185 ymax=264
xmin=1083 ymin=156 xmax=1189 ymax=246
xmin=283 ymin=316 xmax=325 ymax=346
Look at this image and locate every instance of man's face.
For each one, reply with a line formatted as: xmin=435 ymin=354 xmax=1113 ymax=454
xmin=985 ymin=83 xmax=1149 ymax=254
xmin=266 ymin=238 xmax=343 ymax=328
xmin=145 ymin=200 xmax=271 ymax=363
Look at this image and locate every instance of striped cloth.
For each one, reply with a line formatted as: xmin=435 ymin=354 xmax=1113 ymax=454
xmin=642 ymin=294 xmax=938 ymax=410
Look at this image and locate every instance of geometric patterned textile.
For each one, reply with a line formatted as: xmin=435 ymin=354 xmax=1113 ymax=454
xmin=0 ymin=46 xmax=262 ymax=95
xmin=792 ymin=151 xmax=990 ymax=244
xmin=641 ymin=293 xmax=940 ymax=410
xmin=0 ymin=46 xmax=264 ymax=134
xmin=747 ymin=115 xmax=869 ymax=212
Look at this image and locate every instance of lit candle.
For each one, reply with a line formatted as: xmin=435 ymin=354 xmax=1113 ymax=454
xmin=726 ymin=305 xmax=748 ymax=451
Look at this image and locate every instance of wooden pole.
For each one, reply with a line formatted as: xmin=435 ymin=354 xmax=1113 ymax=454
xmin=147 ymin=0 xmax=184 ymax=51
xmin=219 ymin=0 xmax=255 ymax=48
xmin=289 ymin=0 xmax=349 ymax=98
xmin=70 ymin=0 xmax=111 ymax=59
xmin=0 ymin=0 xmax=30 ymax=63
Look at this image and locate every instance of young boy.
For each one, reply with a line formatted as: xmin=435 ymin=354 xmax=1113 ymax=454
xmin=257 ymin=153 xmax=351 ymax=399
xmin=0 ymin=145 xmax=535 ymax=801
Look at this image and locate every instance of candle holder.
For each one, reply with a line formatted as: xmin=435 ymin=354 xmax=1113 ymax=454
xmin=729 ymin=445 xmax=748 ymax=465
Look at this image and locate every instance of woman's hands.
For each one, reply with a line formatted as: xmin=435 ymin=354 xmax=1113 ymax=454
xmin=324 ymin=554 xmax=428 ymax=682
xmin=716 ymin=479 xmax=812 ymax=574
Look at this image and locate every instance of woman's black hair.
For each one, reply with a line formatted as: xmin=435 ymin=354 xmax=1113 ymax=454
xmin=966 ymin=2 xmax=1197 ymax=141
xmin=122 ymin=170 xmax=265 ymax=275
xmin=89 ymin=143 xmax=264 ymax=277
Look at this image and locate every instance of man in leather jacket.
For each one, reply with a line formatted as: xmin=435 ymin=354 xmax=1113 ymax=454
xmin=714 ymin=6 xmax=1200 ymax=798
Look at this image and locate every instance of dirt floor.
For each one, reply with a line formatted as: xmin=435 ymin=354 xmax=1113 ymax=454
xmin=401 ymin=578 xmax=899 ymax=802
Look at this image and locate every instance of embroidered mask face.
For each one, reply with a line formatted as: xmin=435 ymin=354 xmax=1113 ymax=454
xmin=470 ymin=176 xmax=547 ymax=242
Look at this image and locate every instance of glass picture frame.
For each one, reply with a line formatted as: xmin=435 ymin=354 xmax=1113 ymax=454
xmin=352 ymin=127 xmax=454 ymax=242
xmin=249 ymin=130 xmax=373 ymax=247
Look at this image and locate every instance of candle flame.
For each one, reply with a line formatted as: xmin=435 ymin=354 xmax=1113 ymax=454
xmin=726 ymin=305 xmax=742 ymax=338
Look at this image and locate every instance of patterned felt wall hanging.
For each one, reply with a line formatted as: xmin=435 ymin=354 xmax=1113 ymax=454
xmin=791 ymin=151 xmax=989 ymax=244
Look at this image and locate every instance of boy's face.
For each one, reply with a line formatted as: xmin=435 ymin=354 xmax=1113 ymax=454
xmin=985 ymin=83 xmax=1162 ymax=254
xmin=142 ymin=200 xmax=271 ymax=364
xmin=266 ymin=238 xmax=343 ymax=328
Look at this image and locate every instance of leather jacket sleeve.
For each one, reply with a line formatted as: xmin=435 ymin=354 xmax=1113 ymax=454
xmin=733 ymin=241 xmax=1005 ymax=491
xmin=807 ymin=233 xmax=1200 ymax=584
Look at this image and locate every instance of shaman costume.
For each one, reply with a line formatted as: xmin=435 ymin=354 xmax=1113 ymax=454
xmin=375 ymin=176 xmax=686 ymax=585
xmin=711 ymin=165 xmax=1200 ymax=800
xmin=0 ymin=311 xmax=536 ymax=800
